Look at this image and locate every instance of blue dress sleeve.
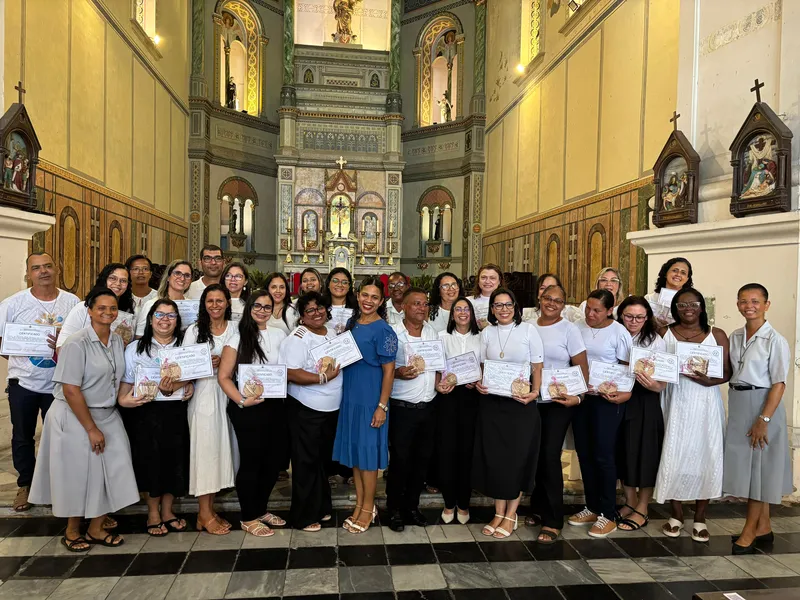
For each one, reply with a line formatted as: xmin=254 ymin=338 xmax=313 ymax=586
xmin=375 ymin=322 xmax=398 ymax=365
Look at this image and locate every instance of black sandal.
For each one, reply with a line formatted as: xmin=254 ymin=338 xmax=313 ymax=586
xmin=61 ymin=536 xmax=90 ymax=553
xmin=146 ymin=522 xmax=168 ymax=537
xmin=537 ymin=529 xmax=560 ymax=545
xmin=617 ymin=507 xmax=649 ymax=531
xmin=162 ymin=518 xmax=187 ymax=532
xmin=524 ymin=514 xmax=542 ymax=527
xmin=86 ymin=531 xmax=125 ymax=547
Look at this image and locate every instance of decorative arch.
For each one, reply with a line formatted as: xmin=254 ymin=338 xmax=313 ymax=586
xmin=58 ymin=206 xmax=80 ymax=294
xmin=356 ymin=191 xmax=386 ymax=207
xmin=416 ymin=185 xmax=456 ymax=211
xmin=295 ymin=188 xmax=325 ymax=206
xmin=414 ymin=12 xmax=465 ymax=127
xmin=418 ymin=186 xmax=456 ymax=255
xmin=218 ymin=176 xmax=258 ymax=205
xmin=546 ymin=233 xmax=561 ymax=276
xmin=586 ymin=223 xmax=607 ymax=291
xmin=218 ymin=176 xmax=258 ymax=252
xmin=213 ymin=0 xmax=268 ymax=116
xmin=108 ymin=220 xmax=124 ymax=264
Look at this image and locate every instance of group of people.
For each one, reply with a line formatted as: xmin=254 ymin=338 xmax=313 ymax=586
xmin=0 ymin=248 xmax=790 ymax=556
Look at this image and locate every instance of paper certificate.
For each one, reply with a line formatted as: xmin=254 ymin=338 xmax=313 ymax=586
xmin=405 ymin=340 xmax=446 ymax=372
xmin=588 ymin=361 xmax=635 ymax=393
xmin=676 ymin=342 xmax=723 ymax=378
xmin=329 ymin=307 xmax=353 ymax=335
xmin=658 ymin=288 xmax=677 ymax=307
xmin=133 ymin=366 xmax=185 ymax=401
xmin=474 ymin=303 xmax=489 ymax=325
xmin=0 ymin=323 xmax=55 ymax=358
xmin=540 ymin=366 xmax=588 ymax=402
xmin=482 ymin=360 xmax=532 ymax=398
xmin=157 ymin=343 xmax=214 ymax=381
xmin=629 ymin=347 xmax=679 ymax=383
xmin=238 ymin=364 xmax=287 ymax=399
xmin=308 ymin=330 xmax=363 ymax=371
xmin=175 ymin=300 xmax=200 ymax=327
xmin=112 ymin=311 xmax=135 ymax=345
xmin=441 ymin=351 xmax=482 ymax=386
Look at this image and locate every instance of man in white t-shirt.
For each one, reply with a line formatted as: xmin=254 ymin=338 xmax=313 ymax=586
xmin=186 ymin=245 xmax=224 ymax=300
xmin=125 ymin=254 xmax=158 ymax=319
xmin=387 ymin=287 xmax=438 ymax=532
xmin=0 ymin=253 xmax=80 ymax=511
xmin=385 ymin=271 xmax=408 ymax=325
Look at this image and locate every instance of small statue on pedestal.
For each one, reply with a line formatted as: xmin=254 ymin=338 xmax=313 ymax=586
xmin=437 ymin=92 xmax=452 ymax=123
xmin=225 ymin=77 xmax=237 ymax=110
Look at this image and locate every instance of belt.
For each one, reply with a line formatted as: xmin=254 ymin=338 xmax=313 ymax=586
xmin=390 ymin=398 xmax=433 ymax=410
xmin=730 ymin=384 xmax=767 ymax=391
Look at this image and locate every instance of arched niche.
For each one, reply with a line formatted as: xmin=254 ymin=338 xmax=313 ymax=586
xmin=414 ymin=13 xmax=464 ymax=128
xmin=417 ymin=186 xmax=456 ymax=257
xmin=218 ymin=176 xmax=258 ymax=252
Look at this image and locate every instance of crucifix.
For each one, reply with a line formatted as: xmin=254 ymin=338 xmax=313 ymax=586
xmin=14 ymin=81 xmax=26 ymax=104
xmin=331 ymin=196 xmax=349 ymax=238
xmin=751 ymin=78 xmax=765 ymax=103
xmin=670 ymin=110 xmax=681 ymax=131
xmin=336 ymin=156 xmax=347 ymax=170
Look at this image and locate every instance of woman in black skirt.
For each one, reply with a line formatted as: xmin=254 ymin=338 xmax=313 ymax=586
xmin=279 ymin=292 xmax=342 ymax=532
xmin=616 ymin=296 xmax=666 ymax=531
xmin=120 ymin=299 xmax=194 ymax=536
xmin=435 ymin=297 xmax=481 ymax=524
xmin=474 ymin=288 xmax=544 ymax=538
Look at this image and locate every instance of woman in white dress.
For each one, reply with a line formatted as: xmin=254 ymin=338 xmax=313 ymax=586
xmin=575 ymin=267 xmax=625 ymax=321
xmin=264 ymin=272 xmax=298 ymax=335
xmin=221 ymin=261 xmax=249 ymax=322
xmin=656 ymin=288 xmax=730 ymax=543
xmin=644 ymin=257 xmax=693 ymax=328
xmin=469 ymin=263 xmax=504 ymax=329
xmin=185 ymin=284 xmax=237 ymax=535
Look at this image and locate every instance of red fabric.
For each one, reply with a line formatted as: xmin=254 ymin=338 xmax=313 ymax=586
xmin=379 ymin=273 xmax=389 ymax=296
xmin=291 ymin=272 xmax=301 ymax=295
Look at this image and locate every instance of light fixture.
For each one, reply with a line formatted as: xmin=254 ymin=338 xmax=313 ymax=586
xmin=516 ymin=64 xmax=526 ymax=74
xmin=153 ymin=34 xmax=161 ymax=45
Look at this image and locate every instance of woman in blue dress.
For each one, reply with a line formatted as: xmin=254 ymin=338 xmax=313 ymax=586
xmin=333 ymin=276 xmax=397 ymax=534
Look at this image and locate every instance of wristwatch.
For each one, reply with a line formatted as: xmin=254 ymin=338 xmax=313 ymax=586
xmin=759 ymin=414 xmax=771 ymax=423
xmin=238 ymin=397 xmax=246 ymax=409
xmin=378 ymin=402 xmax=388 ymax=413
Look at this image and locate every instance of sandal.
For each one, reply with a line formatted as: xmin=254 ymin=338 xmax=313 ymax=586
xmin=537 ymin=528 xmax=560 ymax=545
xmin=85 ymin=532 xmax=124 ymax=547
xmin=347 ymin=507 xmax=376 ymax=534
xmin=343 ymin=505 xmax=362 ymax=530
xmin=321 ymin=514 xmax=332 ymax=522
xmin=241 ymin=520 xmax=274 ymax=537
xmin=302 ymin=523 xmax=322 ymax=533
xmin=524 ymin=514 xmax=542 ymax=527
xmin=13 ymin=486 xmax=31 ymax=512
xmin=103 ymin=516 xmax=118 ymax=530
xmin=482 ymin=513 xmax=504 ymax=536
xmin=692 ymin=522 xmax=710 ymax=543
xmin=662 ymin=518 xmax=684 ymax=538
xmin=61 ymin=536 xmax=90 ymax=553
xmin=493 ymin=514 xmax=518 ymax=539
xmin=214 ymin=514 xmax=232 ymax=529
xmin=146 ymin=522 xmax=168 ymax=537
xmin=258 ymin=512 xmax=286 ymax=527
xmin=162 ymin=518 xmax=187 ymax=532
xmin=197 ymin=517 xmax=230 ymax=535
xmin=618 ymin=507 xmax=649 ymax=531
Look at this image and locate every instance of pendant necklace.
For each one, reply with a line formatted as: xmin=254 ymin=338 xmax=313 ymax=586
xmin=497 ymin=325 xmax=514 ymax=359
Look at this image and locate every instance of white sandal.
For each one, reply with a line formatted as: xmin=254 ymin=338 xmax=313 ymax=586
xmin=493 ymin=514 xmax=518 ymax=539
xmin=662 ymin=517 xmax=684 ymax=538
xmin=691 ymin=522 xmax=710 ymax=543
xmin=482 ymin=513 xmax=504 ymax=536
xmin=241 ymin=520 xmax=274 ymax=537
xmin=258 ymin=512 xmax=286 ymax=527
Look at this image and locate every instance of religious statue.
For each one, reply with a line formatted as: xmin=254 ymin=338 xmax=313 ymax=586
xmin=225 ymin=77 xmax=237 ymax=110
xmin=2 ymin=156 xmax=12 ymax=190
xmin=433 ymin=216 xmax=442 ymax=240
xmin=740 ymin=133 xmax=778 ymax=199
xmin=437 ymin=92 xmax=452 ymax=123
xmin=332 ymin=0 xmax=362 ymax=44
xmin=661 ymin=171 xmax=688 ymax=211
xmin=229 ymin=203 xmax=237 ymax=234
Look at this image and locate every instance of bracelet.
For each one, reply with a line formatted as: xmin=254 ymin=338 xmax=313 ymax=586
xmin=238 ymin=396 xmax=246 ymax=409
xmin=319 ymin=372 xmax=324 ymax=385
xmin=378 ymin=402 xmax=388 ymax=413
xmin=160 ymin=387 xmax=173 ymax=397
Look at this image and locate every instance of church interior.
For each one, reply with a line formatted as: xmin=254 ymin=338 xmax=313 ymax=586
xmin=3 ymin=0 xmax=800 ymax=598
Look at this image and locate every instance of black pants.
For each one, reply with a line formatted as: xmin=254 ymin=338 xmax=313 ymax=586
xmin=8 ymin=380 xmax=53 ymax=488
xmin=438 ymin=387 xmax=477 ymax=510
xmin=386 ymin=399 xmax=436 ymax=512
xmin=531 ymin=401 xmax=575 ymax=529
xmin=572 ymin=395 xmax=625 ymax=518
xmin=228 ymin=400 xmax=287 ymax=522
xmin=287 ymin=396 xmax=337 ymax=529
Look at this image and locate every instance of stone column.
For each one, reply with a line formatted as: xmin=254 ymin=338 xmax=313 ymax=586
xmin=471 ymin=0 xmax=486 ymax=116
xmin=188 ymin=160 xmax=211 ymax=264
xmin=386 ymin=173 xmax=402 ymax=265
xmin=190 ymin=0 xmax=207 ymax=98
xmin=386 ymin=0 xmax=402 ymax=115
xmin=279 ymin=0 xmax=298 ymax=156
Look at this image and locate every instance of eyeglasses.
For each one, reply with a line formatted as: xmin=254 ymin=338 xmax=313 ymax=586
xmin=130 ymin=266 xmax=151 ymax=273
xmin=252 ymin=303 xmax=273 ymax=313
xmin=201 ymin=256 xmax=224 ymax=263
xmin=622 ymin=314 xmax=647 ymax=323
xmin=330 ymin=278 xmax=349 ymax=286
xmin=154 ymin=311 xmax=178 ymax=320
xmin=492 ymin=302 xmax=514 ymax=310
xmin=676 ymin=301 xmax=702 ymax=310
xmin=107 ymin=275 xmax=128 ymax=286
xmin=453 ymin=306 xmax=471 ymax=314
xmin=541 ymin=295 xmax=565 ymax=306
xmin=599 ymin=277 xmax=621 ymax=285
xmin=439 ymin=283 xmax=458 ymax=291
xmin=388 ymin=282 xmax=406 ymax=290
xmin=172 ymin=271 xmax=192 ymax=280
xmin=303 ymin=305 xmax=327 ymax=315
xmin=225 ymin=274 xmax=244 ymax=281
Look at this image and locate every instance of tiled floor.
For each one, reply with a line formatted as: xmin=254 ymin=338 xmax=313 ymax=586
xmin=1 ymin=503 xmax=800 ymax=599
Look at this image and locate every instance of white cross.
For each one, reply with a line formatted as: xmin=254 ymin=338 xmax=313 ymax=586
xmin=336 ymin=156 xmax=347 ymax=170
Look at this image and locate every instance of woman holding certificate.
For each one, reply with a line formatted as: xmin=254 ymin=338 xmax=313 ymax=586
xmin=469 ymin=264 xmax=504 ymax=329
xmin=655 ymin=288 xmax=730 ymax=543
xmin=264 ymin=272 xmax=298 ymax=335
xmin=645 ymin=257 xmax=693 ymax=328
xmin=528 ymin=284 xmax=588 ymax=543
xmin=570 ymin=289 xmax=632 ymax=538
xmin=279 ymin=292 xmax=342 ymax=532
xmin=218 ymin=291 xmax=288 ymax=537
xmin=615 ymin=297 xmax=667 ymax=532
xmin=221 ymin=262 xmax=250 ymax=322
xmin=474 ymin=288 xmax=543 ymax=539
xmin=29 ymin=288 xmax=138 ymax=552
xmin=435 ymin=297 xmax=481 ymax=524
xmin=333 ymin=276 xmax=397 ymax=534
xmin=428 ymin=272 xmax=462 ymax=333
xmin=136 ymin=260 xmax=193 ymax=337
xmin=724 ymin=284 xmax=791 ymax=554
xmin=185 ymin=284 xmax=238 ymax=535
xmin=119 ymin=299 xmax=193 ymax=536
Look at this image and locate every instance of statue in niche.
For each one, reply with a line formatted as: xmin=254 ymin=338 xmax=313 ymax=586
xmin=370 ymin=73 xmax=380 ymax=88
xmin=3 ymin=133 xmax=30 ymax=193
xmin=225 ymin=77 xmax=237 ymax=110
xmin=332 ymin=0 xmax=362 ymax=44
xmin=364 ymin=215 xmax=376 ymax=240
xmin=304 ymin=69 xmax=314 ymax=84
xmin=303 ymin=211 xmax=318 ymax=248
xmin=437 ymin=92 xmax=452 ymax=123
xmin=229 ymin=202 xmax=238 ymax=234
xmin=433 ymin=216 xmax=442 ymax=241
xmin=660 ymin=156 xmax=689 ymax=211
xmin=740 ymin=133 xmax=778 ymax=199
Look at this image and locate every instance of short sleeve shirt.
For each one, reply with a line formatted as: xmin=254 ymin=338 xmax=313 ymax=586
xmin=121 ymin=338 xmax=179 ymax=384
xmin=480 ymin=322 xmax=544 ymax=365
xmin=729 ymin=321 xmax=790 ymax=387
xmin=225 ymin=327 xmax=286 ymax=365
xmin=575 ymin=319 xmax=632 ymax=365
xmin=533 ymin=319 xmax=586 ymax=369
xmin=391 ymin=320 xmax=438 ymax=403
xmin=278 ymin=325 xmax=343 ymax=412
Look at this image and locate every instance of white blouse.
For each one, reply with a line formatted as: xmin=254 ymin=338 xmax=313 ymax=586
xmin=575 ymin=319 xmax=632 ymax=365
xmin=429 ymin=306 xmax=450 ymax=333
xmin=533 ymin=319 xmax=586 ymax=369
xmin=633 ymin=331 xmax=667 ymax=352
xmin=278 ymin=325 xmax=343 ymax=412
xmin=225 ymin=327 xmax=286 ymax=365
xmin=267 ymin=304 xmax=299 ymax=336
xmin=480 ymin=321 xmax=544 ymax=365
xmin=438 ymin=329 xmax=481 ymax=361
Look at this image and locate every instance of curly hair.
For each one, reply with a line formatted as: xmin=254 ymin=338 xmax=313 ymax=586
xmin=87 ymin=263 xmax=134 ymax=314
xmin=296 ymin=291 xmax=332 ymax=326
xmin=671 ymin=288 xmax=710 ymax=334
xmin=654 ymin=257 xmax=693 ymax=293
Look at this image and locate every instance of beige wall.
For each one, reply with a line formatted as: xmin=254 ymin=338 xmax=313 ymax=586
xmin=3 ymin=0 xmax=190 ymax=220
xmin=483 ymin=0 xmax=679 ymax=231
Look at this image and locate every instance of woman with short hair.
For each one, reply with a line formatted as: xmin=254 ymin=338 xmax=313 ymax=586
xmin=469 ymin=264 xmax=504 ymax=329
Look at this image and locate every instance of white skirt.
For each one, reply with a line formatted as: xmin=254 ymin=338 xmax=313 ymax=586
xmin=187 ymin=377 xmax=236 ymax=496
xmin=30 ymin=401 xmax=139 ymax=518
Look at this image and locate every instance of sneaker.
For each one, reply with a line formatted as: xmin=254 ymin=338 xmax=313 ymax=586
xmin=588 ymin=515 xmax=617 ymax=538
xmin=567 ymin=507 xmax=597 ymax=527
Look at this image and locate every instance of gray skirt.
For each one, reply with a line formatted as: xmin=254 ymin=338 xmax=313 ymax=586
xmin=30 ymin=400 xmax=140 ymax=518
xmin=722 ymin=388 xmax=793 ymax=504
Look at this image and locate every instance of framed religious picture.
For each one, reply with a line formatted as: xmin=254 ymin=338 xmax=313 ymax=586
xmin=652 ymin=112 xmax=700 ymax=227
xmin=729 ymin=80 xmax=793 ymax=217
xmin=0 ymin=87 xmax=42 ymax=212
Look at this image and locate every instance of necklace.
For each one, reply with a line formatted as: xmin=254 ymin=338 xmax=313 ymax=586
xmin=98 ymin=334 xmax=118 ymax=389
xmin=496 ymin=324 xmax=514 ymax=359
xmin=30 ymin=289 xmax=59 ymax=323
xmin=673 ymin=325 xmax=705 ymax=341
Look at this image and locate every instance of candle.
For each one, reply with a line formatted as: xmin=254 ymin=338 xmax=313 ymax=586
xmin=287 ymin=216 xmax=292 ymax=232
xmin=377 ymin=220 xmax=381 ymax=234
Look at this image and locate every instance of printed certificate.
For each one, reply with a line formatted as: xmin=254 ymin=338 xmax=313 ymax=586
xmin=540 ymin=366 xmax=588 ymax=402
xmin=588 ymin=361 xmax=635 ymax=393
xmin=0 ymin=323 xmax=55 ymax=358
xmin=658 ymin=288 xmax=678 ymax=307
xmin=329 ymin=307 xmax=353 ymax=335
xmin=482 ymin=360 xmax=532 ymax=398
xmin=112 ymin=311 xmax=136 ymax=345
xmin=309 ymin=330 xmax=363 ymax=371
xmin=157 ymin=343 xmax=214 ymax=381
xmin=629 ymin=347 xmax=679 ymax=383
xmin=238 ymin=364 xmax=287 ymax=399
xmin=404 ymin=339 xmax=446 ymax=372
xmin=676 ymin=342 xmax=723 ymax=378
xmin=133 ymin=366 xmax=185 ymax=401
xmin=441 ymin=351 xmax=482 ymax=386
xmin=174 ymin=300 xmax=200 ymax=327
xmin=474 ymin=304 xmax=490 ymax=325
